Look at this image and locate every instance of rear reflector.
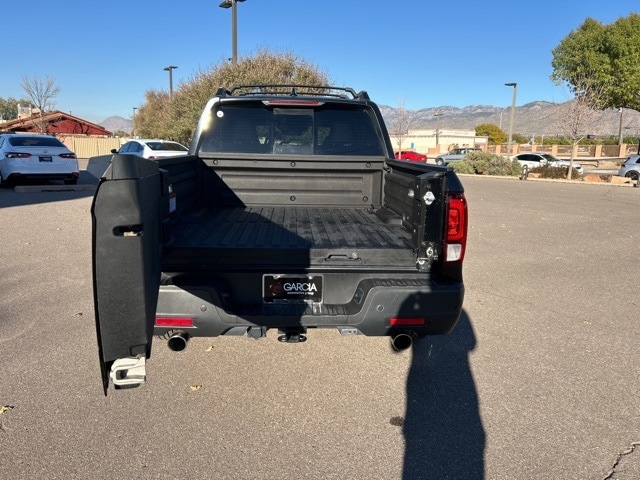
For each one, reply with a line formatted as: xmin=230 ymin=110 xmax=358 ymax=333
xmin=155 ymin=317 xmax=194 ymax=327
xmin=389 ymin=317 xmax=426 ymax=326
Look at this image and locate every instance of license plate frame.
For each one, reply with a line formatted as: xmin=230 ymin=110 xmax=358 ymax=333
xmin=39 ymin=156 xmax=53 ymax=162
xmin=263 ymin=275 xmax=323 ymax=304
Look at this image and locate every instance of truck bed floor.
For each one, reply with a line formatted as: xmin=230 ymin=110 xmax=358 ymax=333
xmin=165 ymin=206 xmax=416 ymax=269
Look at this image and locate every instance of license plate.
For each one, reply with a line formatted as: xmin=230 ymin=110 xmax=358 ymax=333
xmin=39 ymin=156 xmax=52 ymax=162
xmin=263 ymin=275 xmax=323 ymax=303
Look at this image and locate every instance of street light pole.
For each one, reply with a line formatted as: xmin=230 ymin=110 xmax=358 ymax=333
xmin=434 ymin=110 xmax=442 ymax=149
xmin=618 ymin=108 xmax=624 ymax=145
xmin=164 ymin=66 xmax=178 ymax=97
xmin=499 ymin=106 xmax=508 ymax=130
xmin=219 ymin=0 xmax=246 ymax=65
xmin=132 ymin=107 xmax=137 ymax=137
xmin=505 ymin=83 xmax=518 ymax=156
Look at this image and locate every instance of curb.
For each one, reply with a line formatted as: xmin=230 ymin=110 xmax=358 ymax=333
xmin=457 ymin=173 xmax=638 ymax=188
xmin=14 ymin=185 xmax=97 ymax=193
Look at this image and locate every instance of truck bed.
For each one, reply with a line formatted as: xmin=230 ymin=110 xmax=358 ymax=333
xmin=163 ymin=205 xmax=417 ymax=270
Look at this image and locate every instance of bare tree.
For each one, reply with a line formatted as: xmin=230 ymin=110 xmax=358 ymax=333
xmin=554 ymin=73 xmax=606 ymax=179
xmin=20 ymin=75 xmax=61 ymax=133
xmin=387 ymin=98 xmax=421 ymax=155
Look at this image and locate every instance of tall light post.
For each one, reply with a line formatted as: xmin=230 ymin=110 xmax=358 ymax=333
xmin=617 ymin=108 xmax=624 ymax=145
xmin=499 ymin=106 xmax=508 ymax=130
xmin=219 ymin=0 xmax=246 ymax=65
xmin=434 ymin=110 xmax=442 ymax=149
xmin=164 ymin=66 xmax=178 ymax=97
xmin=505 ymin=82 xmax=518 ymax=155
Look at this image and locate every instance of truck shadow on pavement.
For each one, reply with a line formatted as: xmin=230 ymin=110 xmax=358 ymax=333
xmin=0 ymin=171 xmax=98 ymax=209
xmin=402 ymin=310 xmax=485 ymax=479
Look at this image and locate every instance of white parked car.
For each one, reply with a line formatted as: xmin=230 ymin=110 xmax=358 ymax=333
xmin=112 ymin=139 xmax=188 ymax=159
xmin=0 ymin=133 xmax=79 ymax=186
xmin=511 ymin=153 xmax=583 ymax=175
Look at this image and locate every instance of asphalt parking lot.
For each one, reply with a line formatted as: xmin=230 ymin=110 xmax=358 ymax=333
xmin=0 ymin=173 xmax=638 ymax=479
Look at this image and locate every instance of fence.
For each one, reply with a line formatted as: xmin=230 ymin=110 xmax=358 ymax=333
xmin=486 ymin=143 xmax=637 ymax=159
xmin=58 ymin=135 xmax=124 ymax=159
xmin=55 ymin=134 xmax=638 ymax=160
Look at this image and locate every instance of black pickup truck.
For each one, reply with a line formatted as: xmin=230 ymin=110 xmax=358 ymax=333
xmin=92 ymin=85 xmax=467 ymax=393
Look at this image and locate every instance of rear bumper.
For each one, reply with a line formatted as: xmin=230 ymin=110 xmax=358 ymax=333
xmin=154 ymin=276 xmax=464 ymax=338
xmin=7 ymin=171 xmax=79 ymax=182
xmin=3 ymin=159 xmax=79 ymax=183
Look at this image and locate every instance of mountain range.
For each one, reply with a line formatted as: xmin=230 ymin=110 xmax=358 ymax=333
xmin=378 ymin=102 xmax=640 ymax=137
xmin=98 ymin=102 xmax=640 ymax=138
xmin=100 ymin=116 xmax=133 ymax=134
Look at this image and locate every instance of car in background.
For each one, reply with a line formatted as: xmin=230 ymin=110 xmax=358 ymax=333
xmin=0 ymin=133 xmax=79 ymax=187
xmin=394 ymin=150 xmax=427 ymax=163
xmin=111 ymin=139 xmax=188 ymax=159
xmin=512 ymin=153 xmax=583 ymax=175
xmin=435 ymin=147 xmax=482 ymax=165
xmin=617 ymin=154 xmax=640 ymax=181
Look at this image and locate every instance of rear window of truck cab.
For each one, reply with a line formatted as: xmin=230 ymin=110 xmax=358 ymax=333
xmin=198 ymin=103 xmax=385 ymax=156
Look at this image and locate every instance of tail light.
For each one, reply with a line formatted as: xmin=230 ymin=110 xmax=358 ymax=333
xmin=445 ymin=193 xmax=468 ymax=263
xmin=60 ymin=153 xmax=77 ymax=159
xmin=6 ymin=152 xmax=31 ymax=158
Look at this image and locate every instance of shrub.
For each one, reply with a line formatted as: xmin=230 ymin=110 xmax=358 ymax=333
xmin=451 ymin=152 xmax=521 ymax=176
xmin=530 ymin=165 xmax=582 ymax=179
xmin=450 ymin=160 xmax=476 ymax=174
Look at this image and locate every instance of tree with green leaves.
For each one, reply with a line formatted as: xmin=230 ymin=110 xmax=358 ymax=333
xmin=134 ymin=90 xmax=172 ymax=140
xmin=551 ymin=13 xmax=640 ymax=111
xmin=475 ymin=123 xmax=506 ymax=145
xmin=0 ymin=97 xmax=32 ymax=122
xmin=135 ymin=48 xmax=331 ymax=144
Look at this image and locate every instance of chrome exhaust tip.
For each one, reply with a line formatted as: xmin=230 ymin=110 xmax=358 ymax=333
xmin=391 ymin=332 xmax=415 ymax=352
xmin=167 ymin=330 xmax=189 ymax=352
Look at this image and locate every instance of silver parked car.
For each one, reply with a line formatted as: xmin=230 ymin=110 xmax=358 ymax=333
xmin=511 ymin=153 xmax=583 ymax=175
xmin=435 ymin=147 xmax=482 ymax=165
xmin=617 ymin=154 xmax=640 ymax=181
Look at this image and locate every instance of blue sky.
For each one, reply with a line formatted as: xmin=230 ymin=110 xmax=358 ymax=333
xmin=1 ymin=0 xmax=637 ymax=123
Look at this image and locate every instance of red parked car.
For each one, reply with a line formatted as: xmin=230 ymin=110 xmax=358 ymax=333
xmin=395 ymin=150 xmax=428 ymax=163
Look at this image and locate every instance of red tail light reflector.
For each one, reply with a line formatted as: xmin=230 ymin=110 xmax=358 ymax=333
xmin=389 ymin=317 xmax=426 ymax=326
xmin=6 ymin=152 xmax=31 ymax=159
xmin=60 ymin=153 xmax=77 ymax=159
xmin=155 ymin=317 xmax=194 ymax=327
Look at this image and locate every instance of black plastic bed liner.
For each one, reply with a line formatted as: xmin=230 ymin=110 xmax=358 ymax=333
xmin=163 ymin=206 xmax=417 ymax=269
